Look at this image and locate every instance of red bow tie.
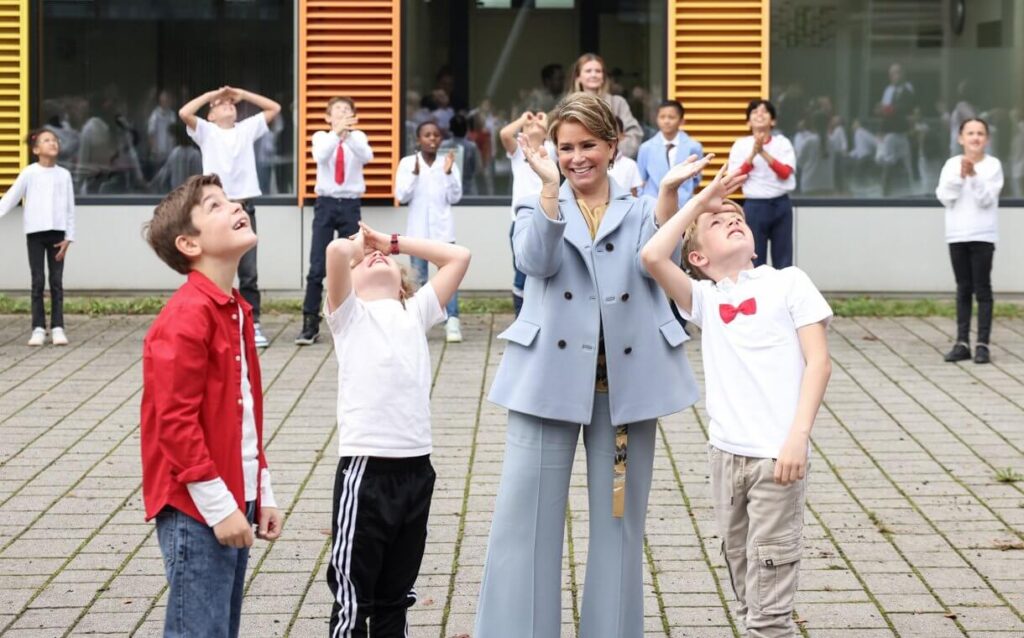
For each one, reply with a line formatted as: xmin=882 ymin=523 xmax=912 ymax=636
xmin=719 ymin=298 xmax=757 ymax=324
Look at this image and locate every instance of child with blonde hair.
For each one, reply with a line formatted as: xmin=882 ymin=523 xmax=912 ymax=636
xmin=643 ymin=162 xmax=832 ymax=637
xmin=322 ymin=221 xmax=469 ymax=637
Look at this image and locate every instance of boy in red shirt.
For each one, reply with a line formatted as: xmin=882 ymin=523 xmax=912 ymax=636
xmin=141 ymin=174 xmax=284 ymax=637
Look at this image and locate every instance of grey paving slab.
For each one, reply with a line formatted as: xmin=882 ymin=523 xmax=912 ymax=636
xmin=0 ymin=313 xmax=1021 ymax=637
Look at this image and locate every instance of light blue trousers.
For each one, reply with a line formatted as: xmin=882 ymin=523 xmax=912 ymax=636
xmin=474 ymin=393 xmax=657 ymax=638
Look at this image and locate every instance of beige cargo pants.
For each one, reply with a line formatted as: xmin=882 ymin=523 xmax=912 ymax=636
xmin=709 ymin=445 xmax=806 ymax=638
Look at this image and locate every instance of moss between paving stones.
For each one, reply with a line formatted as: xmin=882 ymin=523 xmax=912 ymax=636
xmin=0 ymin=293 xmax=1020 ymax=318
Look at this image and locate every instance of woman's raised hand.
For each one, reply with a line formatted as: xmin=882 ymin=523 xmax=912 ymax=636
xmin=661 ymin=153 xmax=714 ymax=191
xmin=518 ymin=133 xmax=559 ymax=186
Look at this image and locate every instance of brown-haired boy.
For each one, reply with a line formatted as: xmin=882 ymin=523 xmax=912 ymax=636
xmin=642 ymin=162 xmax=832 ymax=637
xmin=141 ymin=174 xmax=284 ymax=637
xmin=296 ymin=96 xmax=374 ymax=345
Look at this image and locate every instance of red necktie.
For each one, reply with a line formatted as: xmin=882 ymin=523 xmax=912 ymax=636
xmin=719 ymin=298 xmax=757 ymax=324
xmin=334 ymin=143 xmax=346 ymax=185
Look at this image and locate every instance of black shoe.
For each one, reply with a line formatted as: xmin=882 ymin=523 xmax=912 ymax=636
xmin=294 ymin=314 xmax=320 ymax=345
xmin=974 ymin=344 xmax=991 ymax=364
xmin=944 ymin=343 xmax=971 ymax=362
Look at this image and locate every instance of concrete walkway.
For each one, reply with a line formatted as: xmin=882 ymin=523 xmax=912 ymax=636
xmin=0 ymin=314 xmax=1022 ymax=637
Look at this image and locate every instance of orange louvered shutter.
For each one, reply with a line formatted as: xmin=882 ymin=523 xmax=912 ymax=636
xmin=0 ymin=0 xmax=27 ymax=189
xmin=298 ymin=0 xmax=401 ymax=203
xmin=669 ymin=0 xmax=769 ymax=179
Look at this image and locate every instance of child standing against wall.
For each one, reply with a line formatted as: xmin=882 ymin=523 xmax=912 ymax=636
xmin=935 ymin=118 xmax=1003 ymax=364
xmin=394 ymin=121 xmax=464 ymax=342
xmin=0 ymin=130 xmax=76 ymax=346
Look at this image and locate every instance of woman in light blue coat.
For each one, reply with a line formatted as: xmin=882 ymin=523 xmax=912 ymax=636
xmin=475 ymin=93 xmax=705 ymax=637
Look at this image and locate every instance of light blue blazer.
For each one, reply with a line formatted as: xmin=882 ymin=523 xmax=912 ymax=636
xmin=488 ymin=179 xmax=700 ymax=427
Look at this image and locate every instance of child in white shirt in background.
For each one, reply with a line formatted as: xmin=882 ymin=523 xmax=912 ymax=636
xmin=608 ymin=116 xmax=643 ymax=197
xmin=935 ymin=118 xmax=1004 ymax=364
xmin=394 ymin=120 xmax=465 ymax=342
xmin=0 ymin=130 xmax=76 ymax=346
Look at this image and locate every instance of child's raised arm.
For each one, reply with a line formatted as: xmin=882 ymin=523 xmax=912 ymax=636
xmin=654 ymin=153 xmax=712 ymax=226
xmin=641 ymin=163 xmax=744 ymax=315
xmin=178 ymin=88 xmax=221 ymax=130
xmin=499 ymin=112 xmax=533 ymax=155
xmin=359 ymin=221 xmax=471 ymax=312
xmin=324 ymin=233 xmax=367 ymax=314
xmin=229 ymin=86 xmax=281 ymax=125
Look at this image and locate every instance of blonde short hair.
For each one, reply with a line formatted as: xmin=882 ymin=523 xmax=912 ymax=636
xmin=681 ymin=199 xmax=745 ymax=282
xmin=549 ymin=92 xmax=617 ymax=147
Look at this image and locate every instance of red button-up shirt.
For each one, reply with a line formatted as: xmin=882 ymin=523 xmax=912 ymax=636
xmin=140 ymin=270 xmax=267 ymax=524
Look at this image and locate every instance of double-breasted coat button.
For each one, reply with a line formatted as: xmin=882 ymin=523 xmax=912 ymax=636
xmin=621 ymin=292 xmax=630 ymax=302
xmin=564 ymin=291 xmax=573 ymax=300
xmin=624 ymin=347 xmax=633 ymax=355
xmin=605 ymin=242 xmax=615 ymax=252
xmin=557 ymin=339 xmax=567 ymax=349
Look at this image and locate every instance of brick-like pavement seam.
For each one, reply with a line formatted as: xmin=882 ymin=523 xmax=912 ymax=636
xmin=0 ymin=314 xmax=1021 ymax=637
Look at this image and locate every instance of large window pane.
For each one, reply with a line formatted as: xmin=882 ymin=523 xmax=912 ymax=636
xmin=771 ymin=0 xmax=1023 ymax=199
xmin=38 ymin=0 xmax=294 ymax=197
xmin=403 ymin=0 xmax=666 ymax=199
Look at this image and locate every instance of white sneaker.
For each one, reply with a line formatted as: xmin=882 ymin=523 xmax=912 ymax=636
xmin=51 ymin=327 xmax=69 ymax=346
xmin=28 ymin=327 xmax=46 ymax=347
xmin=253 ymin=323 xmax=269 ymax=348
xmin=445 ymin=317 xmax=463 ymax=343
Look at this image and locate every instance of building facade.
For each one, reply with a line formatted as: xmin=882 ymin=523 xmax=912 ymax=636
xmin=0 ymin=0 xmax=1021 ymax=292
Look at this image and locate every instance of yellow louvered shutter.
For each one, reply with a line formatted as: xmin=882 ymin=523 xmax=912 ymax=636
xmin=298 ymin=0 xmax=401 ymax=203
xmin=669 ymin=0 xmax=769 ymax=178
xmin=0 ymin=0 xmax=27 ymax=189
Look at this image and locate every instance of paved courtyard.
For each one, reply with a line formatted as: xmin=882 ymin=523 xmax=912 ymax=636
xmin=0 ymin=313 xmax=1022 ymax=637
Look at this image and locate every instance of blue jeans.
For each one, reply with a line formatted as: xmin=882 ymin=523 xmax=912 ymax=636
xmin=410 ymin=254 xmax=459 ymax=318
xmin=743 ymin=195 xmax=793 ymax=269
xmin=303 ymin=197 xmax=362 ymax=316
xmin=156 ymin=502 xmax=255 ymax=638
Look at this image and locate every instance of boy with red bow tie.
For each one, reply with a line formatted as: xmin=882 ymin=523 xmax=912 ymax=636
xmin=642 ymin=161 xmax=832 ymax=638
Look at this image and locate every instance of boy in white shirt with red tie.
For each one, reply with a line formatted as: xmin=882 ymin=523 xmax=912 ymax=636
xmin=643 ymin=162 xmax=832 ymax=638
xmin=296 ymin=97 xmax=374 ymax=345
xmin=728 ymin=99 xmax=797 ymax=269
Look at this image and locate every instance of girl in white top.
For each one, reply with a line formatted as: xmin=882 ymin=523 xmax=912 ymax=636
xmin=394 ymin=120 xmax=464 ymax=341
xmin=322 ymin=221 xmax=470 ymax=636
xmin=0 ymin=130 xmax=76 ymax=346
xmin=608 ymin=116 xmax=643 ymax=196
xmin=935 ymin=118 xmax=1004 ymax=364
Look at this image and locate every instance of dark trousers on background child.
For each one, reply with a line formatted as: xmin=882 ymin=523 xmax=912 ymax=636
xmin=26 ymin=230 xmax=65 ymax=329
xmin=238 ymin=201 xmax=261 ymax=322
xmin=156 ymin=501 xmax=256 ymax=638
xmin=328 ymin=455 xmax=435 ymax=638
xmin=303 ymin=197 xmax=362 ymax=317
xmin=744 ymin=195 xmax=793 ymax=269
xmin=949 ymin=241 xmax=995 ymax=345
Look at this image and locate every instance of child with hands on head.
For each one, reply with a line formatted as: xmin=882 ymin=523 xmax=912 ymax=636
xmin=141 ymin=174 xmax=283 ymax=638
xmin=500 ymin=110 xmax=557 ymax=315
xmin=322 ymin=221 xmax=469 ymax=638
xmin=642 ymin=162 xmax=832 ymax=637
xmin=0 ymin=129 xmax=76 ymax=346
xmin=394 ymin=120 xmax=464 ymax=341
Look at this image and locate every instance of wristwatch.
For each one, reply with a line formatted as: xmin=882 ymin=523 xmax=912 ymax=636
xmin=390 ymin=233 xmax=400 ymax=255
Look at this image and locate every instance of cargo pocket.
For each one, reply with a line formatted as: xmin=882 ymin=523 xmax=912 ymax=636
xmin=755 ymin=533 xmax=801 ymax=615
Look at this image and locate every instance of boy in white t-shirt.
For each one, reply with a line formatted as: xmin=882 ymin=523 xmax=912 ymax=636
xmin=642 ymin=163 xmax=832 ymax=638
xmin=322 ymin=221 xmax=470 ymax=637
xmin=499 ymin=110 xmax=556 ymax=315
xmin=609 ymin=116 xmax=643 ymax=196
xmin=179 ymin=85 xmax=281 ymax=347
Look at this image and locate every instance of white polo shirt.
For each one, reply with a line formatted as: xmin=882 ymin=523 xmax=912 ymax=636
xmin=508 ymin=141 xmax=557 ymax=221
xmin=608 ymin=152 xmax=643 ymax=194
xmin=187 ymin=114 xmax=269 ymax=200
xmin=680 ymin=266 xmax=832 ymax=459
xmin=727 ymin=134 xmax=797 ymax=199
xmin=325 ymin=283 xmax=447 ymax=458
